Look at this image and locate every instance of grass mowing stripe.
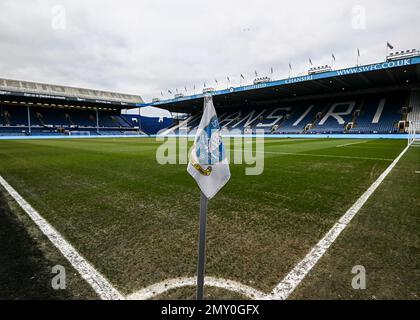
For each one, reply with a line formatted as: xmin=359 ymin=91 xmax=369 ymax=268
xmin=271 ymin=144 xmax=410 ymax=299
xmin=0 ymin=176 xmax=123 ymax=300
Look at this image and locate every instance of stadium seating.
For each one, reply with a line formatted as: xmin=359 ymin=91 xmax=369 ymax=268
xmin=122 ymin=115 xmax=173 ymax=135
xmin=161 ymin=92 xmax=408 ymax=135
xmin=0 ymin=91 xmax=409 ymax=137
xmin=0 ymin=105 xmax=141 ymax=136
xmin=407 ymin=90 xmax=420 ymax=125
xmin=349 ymin=94 xmax=404 ymax=134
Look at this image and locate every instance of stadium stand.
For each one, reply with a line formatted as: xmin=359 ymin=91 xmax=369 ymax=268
xmin=0 ymin=78 xmax=146 ymax=137
xmin=0 ymin=105 xmax=143 ymax=136
xmin=162 ymin=92 xmax=408 ymax=135
xmin=122 ymin=115 xmax=173 ymax=135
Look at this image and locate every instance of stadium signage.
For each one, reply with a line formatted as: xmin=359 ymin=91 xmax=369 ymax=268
xmin=94 ymin=99 xmax=113 ymax=104
xmin=24 ymin=92 xmax=67 ymax=100
xmin=285 ymin=75 xmax=313 ymax=84
xmin=243 ymin=83 xmax=268 ymax=90
xmin=336 ymin=59 xmax=411 ymax=76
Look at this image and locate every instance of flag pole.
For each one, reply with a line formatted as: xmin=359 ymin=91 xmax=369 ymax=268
xmin=196 ymin=190 xmax=208 ymax=300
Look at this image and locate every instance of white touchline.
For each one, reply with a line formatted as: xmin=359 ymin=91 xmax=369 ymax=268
xmin=271 ymin=144 xmax=410 ymax=299
xmin=336 ymin=140 xmax=369 ymax=147
xmin=0 ymin=176 xmax=123 ymax=300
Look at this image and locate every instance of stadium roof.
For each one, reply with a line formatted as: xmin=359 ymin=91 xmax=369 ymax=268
xmin=141 ymin=57 xmax=420 ymax=113
xmin=0 ymin=78 xmax=143 ymax=108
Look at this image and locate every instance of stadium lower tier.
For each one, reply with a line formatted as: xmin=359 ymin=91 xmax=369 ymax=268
xmin=164 ymin=91 xmax=414 ymax=135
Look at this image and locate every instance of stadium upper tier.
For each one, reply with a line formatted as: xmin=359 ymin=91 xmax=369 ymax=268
xmin=0 ymin=78 xmax=143 ymax=106
xmin=143 ymin=57 xmax=420 ymax=113
xmin=161 ymin=90 xmax=416 ymax=135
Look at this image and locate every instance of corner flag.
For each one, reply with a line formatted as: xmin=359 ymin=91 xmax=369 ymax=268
xmin=188 ymin=95 xmax=230 ymax=200
xmin=188 ymin=95 xmax=230 ymax=300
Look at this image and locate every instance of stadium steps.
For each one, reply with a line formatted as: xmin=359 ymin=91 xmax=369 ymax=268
xmin=88 ymin=114 xmax=97 ymax=126
xmin=348 ymin=97 xmax=366 ymax=131
xmin=1 ymin=110 xmax=11 ymax=126
xmin=36 ymin=112 xmax=46 ymax=126
xmin=304 ymin=102 xmax=332 ymax=133
xmin=117 ymin=115 xmax=146 ymax=134
xmin=407 ymin=89 xmax=420 ymax=125
xmin=64 ymin=113 xmax=75 ymax=126
xmin=159 ymin=113 xmax=201 ymax=136
xmin=275 ymin=109 xmax=297 ymax=132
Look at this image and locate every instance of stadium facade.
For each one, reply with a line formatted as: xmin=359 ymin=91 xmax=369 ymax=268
xmin=1 ymin=54 xmax=420 ymax=138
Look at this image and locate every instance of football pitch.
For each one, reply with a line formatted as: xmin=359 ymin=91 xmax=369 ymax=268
xmin=0 ymin=137 xmax=418 ymax=299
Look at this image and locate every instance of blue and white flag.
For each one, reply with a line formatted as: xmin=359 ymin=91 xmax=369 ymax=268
xmin=188 ymin=96 xmax=230 ymax=199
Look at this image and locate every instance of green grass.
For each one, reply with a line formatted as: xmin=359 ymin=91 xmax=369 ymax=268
xmin=0 ymin=186 xmax=97 ymax=299
xmin=290 ymin=146 xmax=420 ymax=300
xmin=0 ymin=137 xmax=417 ymax=299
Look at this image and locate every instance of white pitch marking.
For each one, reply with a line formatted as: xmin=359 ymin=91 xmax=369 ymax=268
xmin=250 ymin=150 xmax=393 ymax=162
xmin=335 ymin=140 xmax=368 ymax=148
xmin=243 ymin=139 xmax=313 ymax=144
xmin=0 ymin=176 xmax=123 ymax=300
xmin=271 ymin=144 xmax=410 ymax=300
xmin=415 ymin=171 xmax=420 ymax=174
xmin=126 ymin=277 xmax=269 ymax=300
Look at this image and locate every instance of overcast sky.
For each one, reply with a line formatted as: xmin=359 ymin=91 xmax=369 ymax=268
xmin=0 ymin=0 xmax=419 ymax=116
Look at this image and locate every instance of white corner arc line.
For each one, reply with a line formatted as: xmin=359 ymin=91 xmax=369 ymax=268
xmin=126 ymin=277 xmax=269 ymax=300
xmin=271 ymin=144 xmax=410 ymax=300
xmin=0 ymin=176 xmax=123 ymax=300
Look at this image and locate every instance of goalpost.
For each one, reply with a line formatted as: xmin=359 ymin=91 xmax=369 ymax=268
xmin=408 ymin=121 xmax=420 ymax=146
